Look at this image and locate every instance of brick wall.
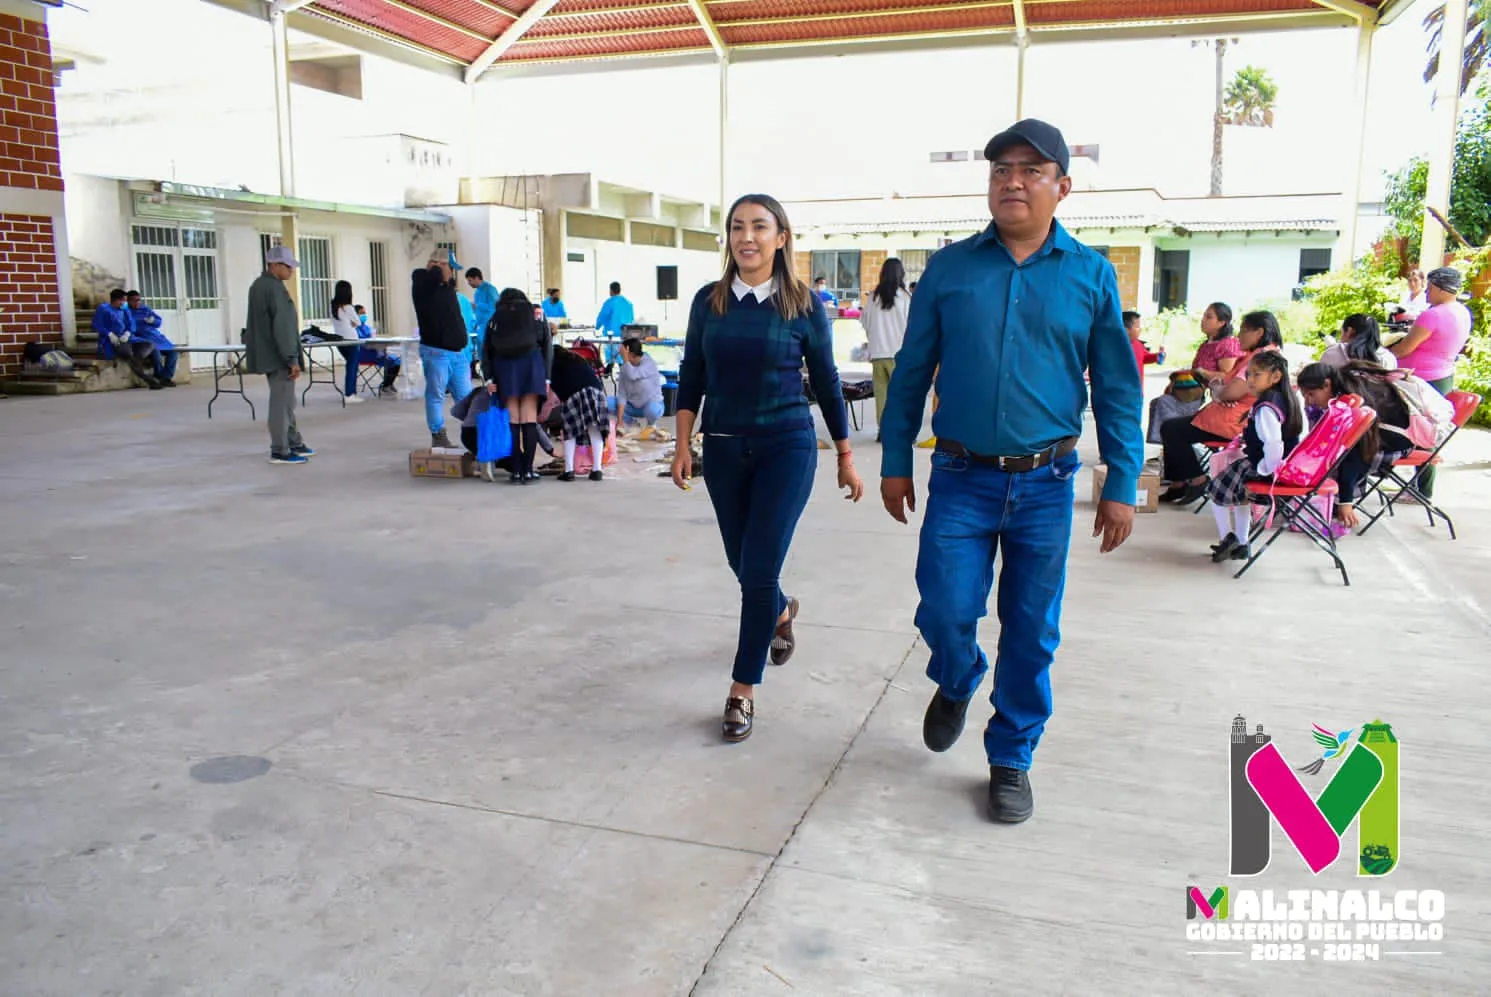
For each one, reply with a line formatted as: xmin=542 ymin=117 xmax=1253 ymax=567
xmin=0 ymin=212 xmax=60 ymax=371
xmin=793 ymin=250 xmax=812 ymax=283
xmin=0 ymin=12 xmax=61 ymax=192
xmin=1107 ymin=246 xmax=1141 ymax=311
xmin=858 ymin=249 xmax=887 ymax=303
xmin=0 ymin=11 xmax=63 ymax=377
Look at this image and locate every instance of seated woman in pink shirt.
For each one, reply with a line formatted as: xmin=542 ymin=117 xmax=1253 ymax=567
xmin=1389 ymin=266 xmax=1471 ymax=498
xmin=1392 ymin=266 xmax=1472 ymax=392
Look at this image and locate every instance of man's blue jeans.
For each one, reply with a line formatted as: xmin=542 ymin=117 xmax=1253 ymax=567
xmin=702 ymin=426 xmax=817 ymax=686
xmin=914 ymin=449 xmax=1079 ymax=770
xmin=421 ymin=344 xmax=473 ymax=434
xmin=153 ymin=348 xmax=178 ymax=382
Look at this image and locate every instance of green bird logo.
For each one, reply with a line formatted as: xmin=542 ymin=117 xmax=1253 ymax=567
xmin=1296 ymin=724 xmax=1355 ymax=775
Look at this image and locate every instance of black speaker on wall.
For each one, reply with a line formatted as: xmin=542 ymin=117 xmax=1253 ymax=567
xmin=656 ymin=265 xmax=678 ymax=301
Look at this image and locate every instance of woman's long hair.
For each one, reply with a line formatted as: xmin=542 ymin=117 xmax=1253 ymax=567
xmin=331 ymin=280 xmax=353 ymax=317
xmin=1208 ymin=301 xmax=1235 ymax=339
xmin=873 ymin=258 xmax=906 ymax=310
xmin=1341 ymin=313 xmax=1385 ymax=362
xmin=1296 ymin=360 xmax=1382 ymax=463
xmin=709 ymin=194 xmax=814 ymax=320
xmin=1248 ymin=350 xmax=1304 ymax=441
xmin=1241 ymin=310 xmax=1283 ymax=350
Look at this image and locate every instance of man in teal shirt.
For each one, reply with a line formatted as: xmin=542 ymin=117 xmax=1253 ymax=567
xmin=879 ymin=119 xmax=1143 ymax=824
xmin=595 ymin=281 xmax=634 ymax=363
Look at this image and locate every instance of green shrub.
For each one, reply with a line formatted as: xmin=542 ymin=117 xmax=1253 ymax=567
xmin=1253 ymin=298 xmax=1321 ymax=349
xmin=1144 ymin=308 xmax=1203 ymax=365
xmin=1302 ymin=263 xmax=1404 ymax=341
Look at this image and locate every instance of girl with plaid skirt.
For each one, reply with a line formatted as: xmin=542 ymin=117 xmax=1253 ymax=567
xmin=1296 ymin=360 xmax=1414 ymax=530
xmin=548 ymin=345 xmax=610 ymax=481
xmin=1207 ymin=351 xmax=1303 ymax=562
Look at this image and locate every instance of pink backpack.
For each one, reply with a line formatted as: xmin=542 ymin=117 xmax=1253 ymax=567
xmin=1273 ymin=395 xmax=1361 ymax=487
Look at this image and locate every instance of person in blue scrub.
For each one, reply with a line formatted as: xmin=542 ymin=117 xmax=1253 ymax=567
xmin=594 ymin=281 xmax=635 ymax=364
xmin=812 ymin=277 xmax=838 ymax=309
xmin=542 ymin=288 xmax=568 ymax=323
xmin=92 ymin=289 xmax=160 ymax=388
xmin=465 ymin=267 xmax=498 ymax=364
xmin=125 ymin=290 xmax=177 ymax=386
xmin=879 ymin=119 xmax=1143 ymax=826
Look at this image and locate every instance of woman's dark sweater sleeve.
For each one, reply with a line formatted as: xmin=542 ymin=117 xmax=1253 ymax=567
xmin=676 ymin=286 xmax=710 ymax=414
xmin=537 ymin=319 xmax=553 ymax=379
xmin=803 ymin=296 xmax=849 ymax=441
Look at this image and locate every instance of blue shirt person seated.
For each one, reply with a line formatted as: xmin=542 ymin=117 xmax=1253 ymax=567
xmin=542 ymin=287 xmax=568 ymax=322
xmin=812 ymin=277 xmax=838 ymax=310
xmin=92 ymin=289 xmax=162 ymax=389
xmin=878 ymin=118 xmax=1144 ymax=826
xmin=354 ymin=304 xmax=401 ymax=395
xmin=125 ymin=291 xmax=177 ymax=386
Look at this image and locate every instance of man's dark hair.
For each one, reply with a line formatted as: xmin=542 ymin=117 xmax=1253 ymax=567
xmin=623 ymin=337 xmax=643 ymax=357
xmin=109 ymin=289 xmax=126 ymax=302
xmin=609 ymin=281 xmax=621 ymax=295
xmin=125 ymin=289 xmax=141 ymax=298
xmin=547 ymin=287 xmax=560 ymax=295
xmin=465 ymin=267 xmax=483 ymax=280
xmin=1122 ymin=310 xmax=1141 ymax=330
xmin=814 ymin=276 xmax=826 ymax=284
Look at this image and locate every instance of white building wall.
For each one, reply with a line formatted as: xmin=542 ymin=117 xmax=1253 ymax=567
xmin=563 ymin=236 xmax=718 ymax=334
xmin=1182 ymin=236 xmax=1334 ymax=313
xmin=441 ymin=203 xmax=543 ymax=300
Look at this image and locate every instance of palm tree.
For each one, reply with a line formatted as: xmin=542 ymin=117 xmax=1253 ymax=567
xmin=1422 ymin=0 xmax=1489 ymax=97
xmin=1208 ymin=53 xmax=1279 ymax=196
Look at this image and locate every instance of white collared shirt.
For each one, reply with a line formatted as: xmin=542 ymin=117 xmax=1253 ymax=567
xmin=731 ymin=274 xmax=777 ymax=303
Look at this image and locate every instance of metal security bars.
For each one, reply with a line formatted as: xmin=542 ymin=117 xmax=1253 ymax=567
xmin=181 ymin=228 xmax=219 ymax=310
xmin=297 ymin=236 xmax=333 ymax=321
xmin=369 ymin=241 xmax=389 ymax=327
xmin=131 ymin=224 xmax=179 ymax=311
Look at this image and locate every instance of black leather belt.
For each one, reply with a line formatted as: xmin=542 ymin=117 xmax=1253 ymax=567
xmin=937 ymin=437 xmax=1078 ymax=473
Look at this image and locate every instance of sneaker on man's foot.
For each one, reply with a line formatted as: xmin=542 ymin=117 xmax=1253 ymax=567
xmin=291 ymin=444 xmax=316 ymax=458
xmin=988 ymin=766 xmax=1034 ymax=823
xmin=923 ymin=691 xmax=970 ymax=753
xmin=345 ymin=395 xmax=365 ymax=405
xmin=160 ymin=378 xmax=177 ymax=387
xmin=268 ymin=452 xmax=309 ymax=465
xmin=431 ymin=430 xmax=454 ymax=449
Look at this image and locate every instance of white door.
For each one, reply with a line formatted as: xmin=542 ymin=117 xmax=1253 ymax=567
xmin=131 ymin=223 xmax=225 ymax=367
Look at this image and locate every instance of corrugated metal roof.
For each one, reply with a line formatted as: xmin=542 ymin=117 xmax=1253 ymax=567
xmin=284 ymin=0 xmax=1393 ymax=73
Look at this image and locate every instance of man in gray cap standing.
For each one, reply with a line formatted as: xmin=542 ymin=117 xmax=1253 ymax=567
xmin=244 ymin=244 xmax=313 ymax=465
xmin=878 ymin=119 xmax=1143 ymax=824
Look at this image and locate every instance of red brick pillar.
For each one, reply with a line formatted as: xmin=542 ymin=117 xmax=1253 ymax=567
xmin=0 ymin=5 xmax=68 ymax=379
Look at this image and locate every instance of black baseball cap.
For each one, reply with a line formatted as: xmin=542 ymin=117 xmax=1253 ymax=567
xmin=984 ymin=119 xmax=1070 ymax=175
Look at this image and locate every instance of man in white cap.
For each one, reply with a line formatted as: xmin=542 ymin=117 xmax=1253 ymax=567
xmin=244 ymin=244 xmax=313 ymax=464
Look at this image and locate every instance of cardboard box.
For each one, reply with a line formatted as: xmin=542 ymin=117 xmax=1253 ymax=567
xmin=1092 ymin=462 xmax=1162 ymax=513
xmin=409 ymin=448 xmax=475 ymax=479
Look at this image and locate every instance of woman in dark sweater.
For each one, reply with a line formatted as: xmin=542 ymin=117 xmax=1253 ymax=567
xmin=482 ymin=289 xmax=553 ymax=483
xmin=671 ymin=193 xmax=865 ymax=743
xmin=549 ymin=345 xmax=610 ymax=481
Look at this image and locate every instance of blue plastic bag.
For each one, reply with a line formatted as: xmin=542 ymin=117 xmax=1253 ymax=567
xmin=476 ymin=403 xmax=512 ymax=462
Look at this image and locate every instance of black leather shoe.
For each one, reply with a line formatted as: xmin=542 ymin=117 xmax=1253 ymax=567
xmin=922 ymin=691 xmax=969 ymax=752
xmin=557 ymin=471 xmax=575 ymax=482
xmin=1211 ymin=533 xmax=1240 ymax=562
xmin=769 ymin=597 xmax=799 ymax=666
xmin=989 ymin=766 xmax=1034 ymax=823
xmin=1230 ymin=544 xmax=1251 ymax=561
xmin=722 ymin=696 xmax=753 ymax=743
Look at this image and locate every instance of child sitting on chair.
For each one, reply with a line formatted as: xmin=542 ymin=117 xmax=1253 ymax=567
xmin=1205 ymin=351 xmax=1303 ymax=563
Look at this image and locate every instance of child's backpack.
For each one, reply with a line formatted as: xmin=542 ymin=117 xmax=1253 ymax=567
xmin=1274 ymin=394 xmax=1363 ymax=488
xmin=1380 ymin=369 xmax=1455 ymax=449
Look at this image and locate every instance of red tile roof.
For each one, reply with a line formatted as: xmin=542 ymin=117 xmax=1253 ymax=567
xmin=296 ymin=0 xmax=1389 ymax=74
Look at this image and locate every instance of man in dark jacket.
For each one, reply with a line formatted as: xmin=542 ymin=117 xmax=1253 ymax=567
xmin=411 ymin=255 xmax=473 ymax=448
xmin=243 ymin=245 xmax=312 ymax=465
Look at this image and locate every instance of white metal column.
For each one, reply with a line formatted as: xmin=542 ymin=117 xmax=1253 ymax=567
xmin=1013 ymin=0 xmax=1028 ymax=119
xmin=1421 ymin=0 xmax=1469 ymax=266
xmin=271 ymin=8 xmax=302 ymax=318
xmin=718 ymin=55 xmax=730 ymax=237
xmin=1340 ymin=18 xmax=1375 ymax=261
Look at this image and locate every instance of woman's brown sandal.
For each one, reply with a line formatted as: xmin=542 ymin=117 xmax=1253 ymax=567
xmin=769 ymin=597 xmax=799 ymax=666
xmin=722 ymin=696 xmax=754 ymax=743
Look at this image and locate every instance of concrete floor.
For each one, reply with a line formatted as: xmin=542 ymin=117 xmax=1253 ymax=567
xmin=1 ymin=377 xmax=1489 ymax=996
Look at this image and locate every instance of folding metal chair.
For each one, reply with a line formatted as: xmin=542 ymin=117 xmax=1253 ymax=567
xmin=1233 ymin=403 xmax=1377 ymax=587
xmin=1357 ymin=390 xmax=1481 ymax=541
xmin=1193 ymin=439 xmax=1230 ymax=514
